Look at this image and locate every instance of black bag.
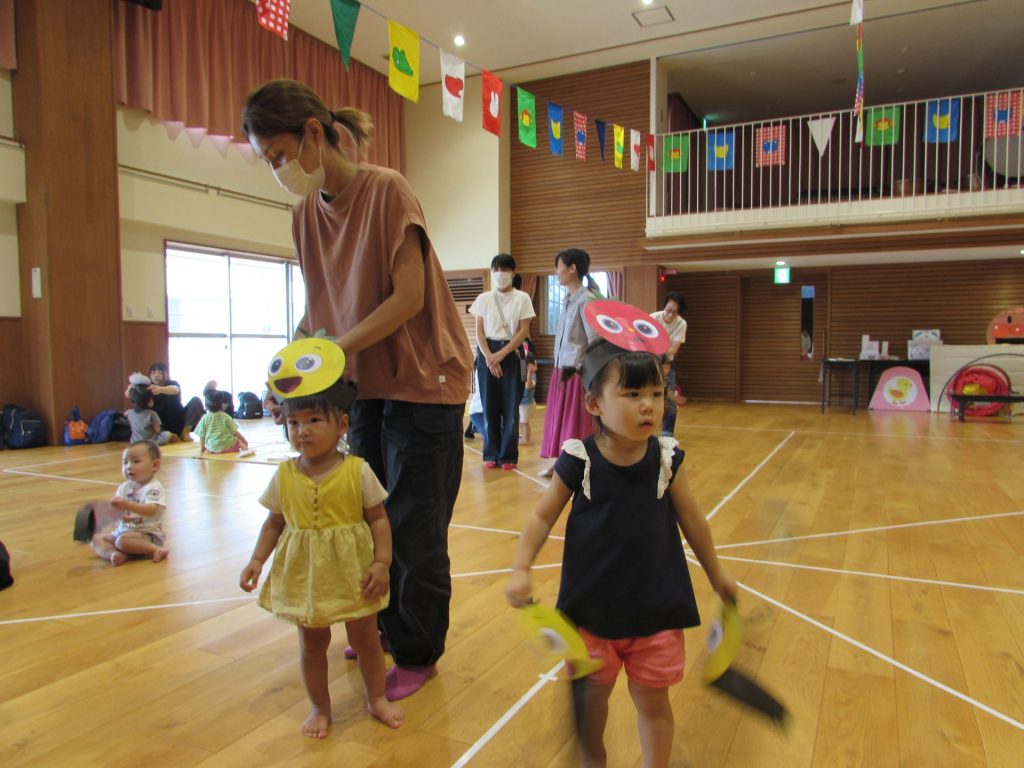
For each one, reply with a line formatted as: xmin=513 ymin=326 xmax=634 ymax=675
xmin=0 ymin=541 xmax=12 ymax=590
xmin=236 ymin=391 xmax=263 ymax=419
xmin=2 ymin=404 xmax=47 ymax=449
xmin=110 ymin=413 xmax=132 ymax=442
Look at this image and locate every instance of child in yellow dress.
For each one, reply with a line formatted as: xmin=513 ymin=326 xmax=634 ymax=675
xmin=239 ymin=375 xmax=403 ymax=737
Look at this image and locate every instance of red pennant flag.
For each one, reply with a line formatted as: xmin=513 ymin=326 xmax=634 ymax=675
xmin=257 ymin=0 xmax=290 ymax=40
xmin=481 ymin=71 xmax=503 ymax=137
xmin=574 ymin=112 xmax=587 ymax=160
xmin=646 ymin=134 xmax=655 ymax=171
xmin=985 ymin=92 xmax=1022 ymax=138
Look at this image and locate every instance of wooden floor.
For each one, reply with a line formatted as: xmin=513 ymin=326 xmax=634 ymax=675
xmin=2 ymin=403 xmax=1023 ymax=767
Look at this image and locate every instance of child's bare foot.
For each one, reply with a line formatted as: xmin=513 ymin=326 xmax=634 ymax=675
xmin=302 ymin=705 xmax=331 ymax=739
xmin=368 ymin=696 xmax=405 ymax=729
xmin=152 ymin=548 xmax=169 ymax=563
xmin=110 ymin=551 xmax=128 ymax=566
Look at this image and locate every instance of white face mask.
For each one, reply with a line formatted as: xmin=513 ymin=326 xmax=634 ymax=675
xmin=492 ymin=271 xmax=513 ymax=290
xmin=272 ymin=135 xmax=325 ymax=197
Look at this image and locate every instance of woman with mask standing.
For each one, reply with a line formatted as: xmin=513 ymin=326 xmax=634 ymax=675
xmin=468 ymin=253 xmax=535 ymax=470
xmin=243 ymin=80 xmax=472 ymax=701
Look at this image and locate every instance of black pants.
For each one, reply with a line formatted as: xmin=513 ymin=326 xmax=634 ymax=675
xmin=348 ymin=399 xmax=464 ymax=667
xmin=476 ymin=339 xmax=525 ymax=464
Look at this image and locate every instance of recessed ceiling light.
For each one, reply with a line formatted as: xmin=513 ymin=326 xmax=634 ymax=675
xmin=776 ymin=260 xmax=787 ymax=266
xmin=454 ymin=34 xmax=465 ymax=47
xmin=642 ymin=0 xmax=654 ymax=5
xmin=1019 ymin=248 xmax=1024 ymax=255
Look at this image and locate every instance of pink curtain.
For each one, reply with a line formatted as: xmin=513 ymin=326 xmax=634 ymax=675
xmin=606 ymin=271 xmax=623 ymax=299
xmin=0 ymin=0 xmax=15 ymax=72
xmin=113 ymin=0 xmax=403 ymax=170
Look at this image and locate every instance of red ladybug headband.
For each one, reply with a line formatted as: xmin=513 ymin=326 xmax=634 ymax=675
xmin=581 ymin=300 xmax=671 ymax=390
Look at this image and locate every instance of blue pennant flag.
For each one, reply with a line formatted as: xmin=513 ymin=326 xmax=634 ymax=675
xmin=707 ymin=130 xmax=734 ymax=171
xmin=548 ymin=102 xmax=563 ymax=157
xmin=595 ymin=119 xmax=606 ymax=161
xmin=924 ymin=99 xmax=960 ymax=143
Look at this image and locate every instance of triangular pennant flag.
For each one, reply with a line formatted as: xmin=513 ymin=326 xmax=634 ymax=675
xmin=985 ymin=92 xmax=1022 ymax=138
xmin=549 ymin=103 xmax=564 ymax=156
xmin=387 ymin=20 xmax=419 ymax=103
xmin=439 ymin=50 xmax=465 ymax=122
xmin=924 ymin=99 xmax=960 ymax=144
xmin=595 ymin=120 xmax=607 ymax=161
xmin=630 ymin=129 xmax=641 ymax=171
xmin=850 ymin=0 xmax=864 ymax=24
xmin=329 ymin=0 xmax=360 ymax=70
xmin=574 ymin=112 xmax=587 ymax=161
xmin=663 ymin=134 xmax=689 ymax=172
xmin=481 ymin=71 xmax=503 ymax=137
xmin=806 ymin=117 xmax=836 ymax=158
xmin=708 ymin=130 xmax=734 ymax=171
xmin=256 ymin=0 xmax=290 ymax=40
xmin=613 ymin=124 xmax=624 ymax=168
xmin=646 ymin=134 xmax=655 ymax=171
xmin=865 ymin=105 xmax=901 ymax=146
xmin=755 ymin=125 xmax=786 ymax=167
xmin=517 ymin=87 xmax=536 ymax=148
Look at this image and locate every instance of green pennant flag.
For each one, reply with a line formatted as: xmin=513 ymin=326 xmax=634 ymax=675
xmin=330 ymin=0 xmax=360 ymax=70
xmin=865 ymin=105 xmax=901 ymax=146
xmin=663 ymin=134 xmax=689 ymax=172
xmin=517 ymin=88 xmax=536 ymax=148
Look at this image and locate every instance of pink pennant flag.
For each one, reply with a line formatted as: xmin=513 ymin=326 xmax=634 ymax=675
xmin=755 ymin=125 xmax=787 ymax=167
xmin=574 ymin=112 xmax=587 ymax=160
xmin=481 ymin=71 xmax=503 ymax=137
xmin=646 ymin=134 xmax=655 ymax=171
xmin=256 ymin=0 xmax=290 ymax=40
xmin=985 ymin=92 xmax=1022 ymax=138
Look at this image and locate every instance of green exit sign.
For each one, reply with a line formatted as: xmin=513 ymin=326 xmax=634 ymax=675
xmin=774 ymin=266 xmax=791 ymax=284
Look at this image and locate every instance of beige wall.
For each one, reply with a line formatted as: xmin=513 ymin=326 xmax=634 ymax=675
xmin=405 ymin=76 xmax=502 ymax=271
xmin=0 ymin=71 xmax=20 ymax=318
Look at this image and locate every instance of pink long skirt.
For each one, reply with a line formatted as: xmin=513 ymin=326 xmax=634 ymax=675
xmin=540 ymin=372 xmax=596 ymax=459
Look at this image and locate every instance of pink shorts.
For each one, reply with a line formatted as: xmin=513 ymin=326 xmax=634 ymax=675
xmin=578 ymin=628 xmax=686 ymax=688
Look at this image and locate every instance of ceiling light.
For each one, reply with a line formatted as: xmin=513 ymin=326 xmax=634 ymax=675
xmin=1019 ymin=249 xmax=1024 ymax=255
xmin=642 ymin=0 xmax=654 ymax=5
xmin=454 ymin=34 xmax=465 ymax=47
xmin=776 ymin=260 xmax=787 ymax=266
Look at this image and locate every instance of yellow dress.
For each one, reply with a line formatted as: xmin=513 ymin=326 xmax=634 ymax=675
xmin=256 ymin=455 xmax=388 ymax=627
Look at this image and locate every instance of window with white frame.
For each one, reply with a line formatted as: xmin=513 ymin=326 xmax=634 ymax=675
xmin=544 ymin=271 xmax=612 ymax=335
xmin=165 ymin=245 xmax=305 ymax=400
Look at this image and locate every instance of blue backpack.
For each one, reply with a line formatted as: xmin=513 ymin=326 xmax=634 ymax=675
xmin=86 ymin=408 xmax=119 ymax=444
xmin=2 ymin=404 xmax=47 ymax=449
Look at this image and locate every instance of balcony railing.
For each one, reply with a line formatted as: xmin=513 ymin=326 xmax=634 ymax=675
xmin=647 ymin=88 xmax=1024 ymax=237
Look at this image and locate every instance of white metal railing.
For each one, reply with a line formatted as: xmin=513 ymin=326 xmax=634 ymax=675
xmin=647 ymin=88 xmax=1024 ymax=236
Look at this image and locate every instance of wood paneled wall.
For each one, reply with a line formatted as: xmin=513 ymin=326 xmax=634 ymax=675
xmin=121 ymin=321 xmax=169 ymax=389
xmin=665 ymin=258 xmax=1024 ymax=403
xmin=510 ymin=61 xmax=649 ymax=274
xmin=0 ymin=317 xmax=28 ymax=407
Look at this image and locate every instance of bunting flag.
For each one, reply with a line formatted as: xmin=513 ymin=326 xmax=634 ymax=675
xmin=647 ymin=134 xmax=656 ymax=171
xmin=755 ymin=125 xmax=786 ymax=167
xmin=595 ymin=120 xmax=607 ymax=161
xmin=549 ymin=103 xmax=564 ymax=156
xmin=850 ymin=0 xmax=863 ymax=24
xmin=517 ymin=87 xmax=537 ymax=147
xmin=663 ymin=134 xmax=689 ymax=172
xmin=852 ymin=22 xmax=865 ymax=143
xmin=630 ymin=129 xmax=641 ymax=171
xmin=439 ymin=50 xmax=465 ymax=122
xmin=708 ymin=130 xmax=734 ymax=171
xmin=256 ymin=0 xmax=290 ymax=40
xmin=865 ymin=105 xmax=901 ymax=146
xmin=574 ymin=112 xmax=587 ymax=160
xmin=329 ymin=0 xmax=360 ymax=70
xmin=924 ymin=99 xmax=960 ymax=144
xmin=481 ymin=71 xmax=503 ymax=137
xmin=984 ymin=92 xmax=1022 ymax=138
xmin=387 ymin=20 xmax=420 ymax=103
xmin=613 ymin=124 xmax=624 ymax=168
xmin=806 ymin=117 xmax=836 ymax=157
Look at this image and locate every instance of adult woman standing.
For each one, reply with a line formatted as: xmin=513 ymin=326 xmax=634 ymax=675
xmin=243 ymin=80 xmax=472 ymax=700
xmin=537 ymin=248 xmax=600 ymax=478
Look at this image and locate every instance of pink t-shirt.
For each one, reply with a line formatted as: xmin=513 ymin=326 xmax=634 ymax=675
xmin=292 ymin=164 xmax=471 ymax=404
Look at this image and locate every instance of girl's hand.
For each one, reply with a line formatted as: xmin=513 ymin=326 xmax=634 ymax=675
xmin=710 ymin=568 xmax=739 ymax=604
xmin=505 ymin=569 xmax=533 ymax=608
xmin=361 ymin=561 xmax=390 ymax=600
xmin=239 ymin=560 xmax=263 ymax=592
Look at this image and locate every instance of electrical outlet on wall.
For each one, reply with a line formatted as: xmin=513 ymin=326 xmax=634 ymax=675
xmin=125 ymin=304 xmax=134 ymax=319
xmin=145 ymin=306 xmax=154 ymax=320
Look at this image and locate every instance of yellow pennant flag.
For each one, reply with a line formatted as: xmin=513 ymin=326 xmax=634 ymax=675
xmin=387 ymin=20 xmax=419 ymax=103
xmin=613 ymin=124 xmax=624 ymax=168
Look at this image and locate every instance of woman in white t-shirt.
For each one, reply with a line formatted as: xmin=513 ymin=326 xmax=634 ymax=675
xmin=468 ymin=254 xmax=536 ymax=469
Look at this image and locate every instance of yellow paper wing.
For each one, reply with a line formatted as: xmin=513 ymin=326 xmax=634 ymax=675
xmin=519 ymin=603 xmax=603 ymax=680
xmin=703 ymin=600 xmax=742 ymax=683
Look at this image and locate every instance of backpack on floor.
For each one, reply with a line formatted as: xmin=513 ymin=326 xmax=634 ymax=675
xmin=2 ymin=404 xmax=47 ymax=449
xmin=63 ymin=406 xmax=89 ymax=445
xmin=236 ymin=391 xmax=263 ymax=419
xmin=86 ymin=408 xmax=119 ymax=444
xmin=111 ymin=412 xmax=132 ymax=442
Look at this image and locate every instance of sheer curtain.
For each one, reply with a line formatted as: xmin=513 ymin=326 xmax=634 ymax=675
xmin=113 ymin=0 xmax=403 ymax=170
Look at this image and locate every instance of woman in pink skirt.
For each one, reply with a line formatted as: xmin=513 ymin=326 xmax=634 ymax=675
xmin=538 ymin=248 xmax=600 ymax=477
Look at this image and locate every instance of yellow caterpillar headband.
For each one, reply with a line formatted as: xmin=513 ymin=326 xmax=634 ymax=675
xmin=266 ymin=336 xmax=356 ymax=410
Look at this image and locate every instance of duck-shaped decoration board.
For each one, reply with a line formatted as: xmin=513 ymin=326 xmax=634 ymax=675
xmin=868 ymin=366 xmax=930 ymax=411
